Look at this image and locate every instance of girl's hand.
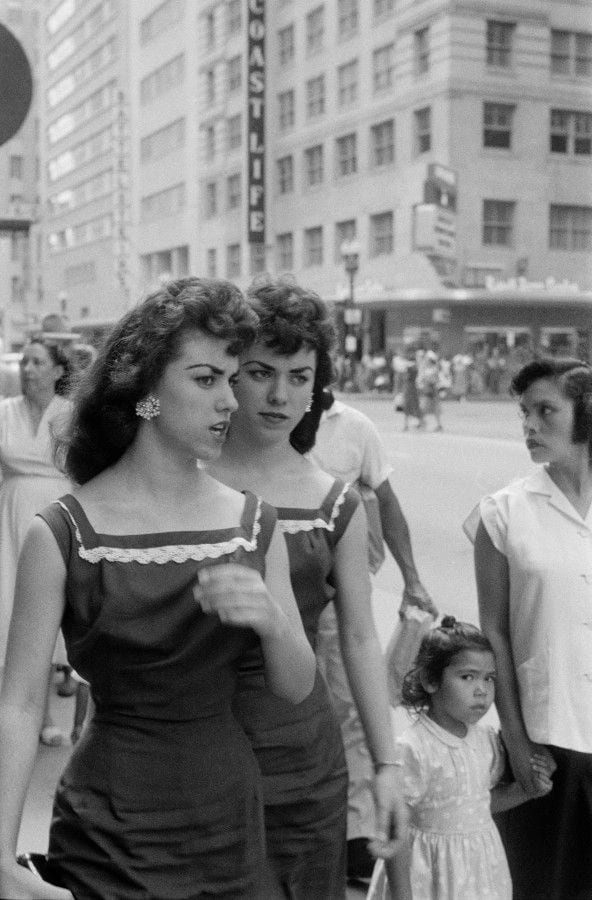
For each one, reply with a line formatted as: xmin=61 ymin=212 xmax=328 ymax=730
xmin=509 ymin=740 xmax=555 ymax=797
xmin=530 ymin=752 xmax=554 ymax=795
xmin=193 ymin=564 xmax=283 ymax=639
xmin=367 ymin=766 xmax=409 ymax=860
xmin=0 ymin=864 xmax=74 ymax=900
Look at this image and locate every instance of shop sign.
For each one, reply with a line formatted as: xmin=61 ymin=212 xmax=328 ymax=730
xmin=414 ymin=203 xmax=457 ymax=259
xmin=485 ymin=275 xmax=580 ymax=294
xmin=247 ymin=0 xmax=265 ymax=243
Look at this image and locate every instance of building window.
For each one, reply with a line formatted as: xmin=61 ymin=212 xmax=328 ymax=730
xmin=277 ymin=156 xmax=294 ymax=194
xmin=304 ymin=226 xmax=323 ymax=266
xmin=338 ymin=59 xmax=358 ymax=106
xmin=338 ymin=0 xmax=358 ymax=39
xmin=226 ymin=0 xmax=241 ymax=34
xmin=549 ymin=205 xmax=592 ymax=250
xmin=374 ymin=0 xmax=394 ymax=18
xmin=414 ymin=107 xmax=431 ymax=155
xmin=141 ymin=54 xmax=185 ymax=105
xmin=205 ymin=9 xmax=215 ymax=48
xmin=205 ymin=181 xmax=217 ymax=217
xmin=204 ymin=124 xmax=215 ymax=159
xmin=278 ymin=89 xmax=295 ymax=130
xmin=205 ymin=68 xmax=215 ymax=105
xmin=278 ymin=24 xmax=294 ymax=66
xmin=226 ymin=243 xmax=241 ymax=278
xmin=371 ymin=119 xmax=395 ymax=166
xmin=250 ymin=244 xmax=266 ymax=275
xmin=227 ymin=55 xmax=242 ymax=93
xmin=207 ymin=248 xmax=217 ymax=277
xmin=483 ymin=103 xmax=514 ymax=149
xmin=550 ymin=110 xmax=592 ymax=155
xmin=9 ymin=155 xmax=23 ymax=178
xmin=227 ymin=173 xmax=241 ymax=209
xmin=462 ymin=266 xmax=504 ymax=288
xmin=414 ymin=27 xmax=429 ymax=75
xmin=141 ymin=118 xmax=185 ymax=162
xmin=551 ymin=30 xmax=592 ymax=77
xmin=306 ymin=6 xmax=324 ymax=53
xmin=486 ymin=20 xmax=514 ymax=67
xmin=483 ymin=200 xmax=515 ymax=246
xmin=277 ymin=232 xmax=294 ymax=270
xmin=335 ymin=219 xmax=356 ymax=262
xmin=373 ymin=43 xmax=394 ymax=92
xmin=304 ymin=145 xmax=324 ymax=186
xmin=140 ymin=0 xmax=184 ymax=45
xmin=306 ymin=75 xmax=325 ymax=118
xmin=370 ymin=212 xmax=393 ymax=256
xmin=336 ymin=133 xmax=357 ymax=176
xmin=227 ymin=114 xmax=242 ymax=150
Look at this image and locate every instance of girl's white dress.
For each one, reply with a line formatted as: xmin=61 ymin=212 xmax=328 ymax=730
xmin=0 ymin=395 xmax=70 ymax=667
xmin=395 ymin=712 xmax=512 ymax=900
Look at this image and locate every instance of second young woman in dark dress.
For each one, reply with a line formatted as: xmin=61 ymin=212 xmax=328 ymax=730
xmin=211 ymin=279 xmax=406 ymax=899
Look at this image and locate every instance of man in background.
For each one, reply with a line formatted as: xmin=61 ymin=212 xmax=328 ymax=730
xmin=310 ymin=390 xmax=436 ymax=881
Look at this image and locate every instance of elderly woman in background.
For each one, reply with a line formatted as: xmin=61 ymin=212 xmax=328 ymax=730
xmin=468 ymin=357 xmax=592 ymax=900
xmin=0 ymin=339 xmax=72 ymax=744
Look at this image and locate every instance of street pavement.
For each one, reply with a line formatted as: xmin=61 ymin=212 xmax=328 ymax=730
xmin=17 ymin=395 xmax=532 ymax=895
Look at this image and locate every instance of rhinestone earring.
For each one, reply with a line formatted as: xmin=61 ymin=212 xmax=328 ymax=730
xmin=135 ymin=395 xmax=161 ymax=420
xmin=305 ymin=397 xmax=313 ymax=413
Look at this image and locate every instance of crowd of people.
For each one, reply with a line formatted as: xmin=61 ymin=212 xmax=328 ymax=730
xmin=0 ymin=275 xmax=589 ymax=900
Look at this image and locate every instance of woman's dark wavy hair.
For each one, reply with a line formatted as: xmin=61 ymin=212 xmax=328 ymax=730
xmin=59 ymin=277 xmax=258 ymax=485
xmin=246 ymin=277 xmax=335 ymax=454
xmin=401 ymin=616 xmax=493 ymax=713
xmin=22 ymin=339 xmax=72 ymax=396
xmin=511 ymin=356 xmax=592 ymax=457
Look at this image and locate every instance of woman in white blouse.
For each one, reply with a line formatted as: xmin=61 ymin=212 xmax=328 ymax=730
xmin=471 ymin=357 xmax=592 ymax=900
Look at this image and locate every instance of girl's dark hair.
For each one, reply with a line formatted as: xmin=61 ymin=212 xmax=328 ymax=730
xmin=246 ymin=278 xmax=336 ymax=454
xmin=60 ymin=277 xmax=257 ymax=484
xmin=23 ymin=339 xmax=72 ymax=396
xmin=511 ymin=356 xmax=592 ymax=456
xmin=401 ymin=616 xmax=493 ymax=712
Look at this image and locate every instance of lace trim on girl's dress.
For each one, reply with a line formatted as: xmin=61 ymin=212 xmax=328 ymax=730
xmin=278 ymin=482 xmax=349 ymax=534
xmin=56 ymin=499 xmax=262 ymax=564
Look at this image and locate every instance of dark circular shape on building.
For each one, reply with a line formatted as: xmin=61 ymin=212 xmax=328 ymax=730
xmin=0 ymin=23 xmax=33 ymax=147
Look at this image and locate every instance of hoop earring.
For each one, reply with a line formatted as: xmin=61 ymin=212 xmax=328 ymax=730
xmin=135 ymin=395 xmax=161 ymax=420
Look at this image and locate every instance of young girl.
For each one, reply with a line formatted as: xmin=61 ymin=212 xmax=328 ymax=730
xmin=378 ymin=617 xmax=554 ymax=900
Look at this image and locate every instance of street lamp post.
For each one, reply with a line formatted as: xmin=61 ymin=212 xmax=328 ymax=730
xmin=340 ymin=238 xmax=361 ymax=389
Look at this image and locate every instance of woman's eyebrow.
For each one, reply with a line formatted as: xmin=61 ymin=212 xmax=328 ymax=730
xmin=241 ymin=359 xmax=275 ymax=369
xmin=184 ymin=363 xmax=224 ymax=373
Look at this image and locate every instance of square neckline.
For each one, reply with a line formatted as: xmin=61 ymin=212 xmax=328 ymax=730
xmin=275 ymin=479 xmax=347 ymax=521
xmin=59 ymin=491 xmax=259 ymax=549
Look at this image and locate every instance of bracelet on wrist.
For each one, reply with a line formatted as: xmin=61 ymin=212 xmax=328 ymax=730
xmin=373 ymin=760 xmax=398 ymax=772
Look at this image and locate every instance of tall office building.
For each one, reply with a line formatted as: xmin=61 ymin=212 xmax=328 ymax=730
xmin=0 ymin=0 xmax=40 ymax=350
xmin=35 ymin=0 xmax=592 ymax=354
xmin=37 ymin=0 xmax=131 ymax=327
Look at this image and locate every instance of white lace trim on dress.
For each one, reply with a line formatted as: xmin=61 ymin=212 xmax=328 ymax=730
xmin=57 ymin=499 xmax=262 ymax=564
xmin=278 ymin=482 xmax=349 ymax=534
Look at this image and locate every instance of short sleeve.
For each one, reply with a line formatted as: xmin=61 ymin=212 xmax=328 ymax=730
xmin=462 ymin=494 xmax=508 ymax=555
xmin=358 ymin=419 xmax=393 ymax=490
xmin=394 ymin=737 xmax=428 ymax=807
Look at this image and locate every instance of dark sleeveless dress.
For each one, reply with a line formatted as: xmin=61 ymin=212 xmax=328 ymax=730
xmin=38 ymin=492 xmax=277 ymax=900
xmin=233 ymin=480 xmax=360 ymax=900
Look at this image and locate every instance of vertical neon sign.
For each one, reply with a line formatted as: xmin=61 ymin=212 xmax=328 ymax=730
xmin=247 ymin=0 xmax=265 ymax=244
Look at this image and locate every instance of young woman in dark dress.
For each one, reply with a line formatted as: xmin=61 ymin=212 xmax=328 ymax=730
xmin=0 ymin=278 xmax=315 ymax=900
xmin=210 ymin=279 xmax=407 ymax=899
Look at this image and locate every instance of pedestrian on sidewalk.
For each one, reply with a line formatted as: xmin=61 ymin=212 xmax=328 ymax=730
xmin=211 ymin=279 xmax=408 ymax=899
xmin=310 ymin=389 xmax=436 ymax=882
xmin=466 ymin=356 xmax=592 ymax=900
xmin=0 ymin=277 xmax=315 ymax=900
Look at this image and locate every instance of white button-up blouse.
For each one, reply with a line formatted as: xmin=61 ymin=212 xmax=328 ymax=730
xmin=468 ymin=467 xmax=592 ymax=753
